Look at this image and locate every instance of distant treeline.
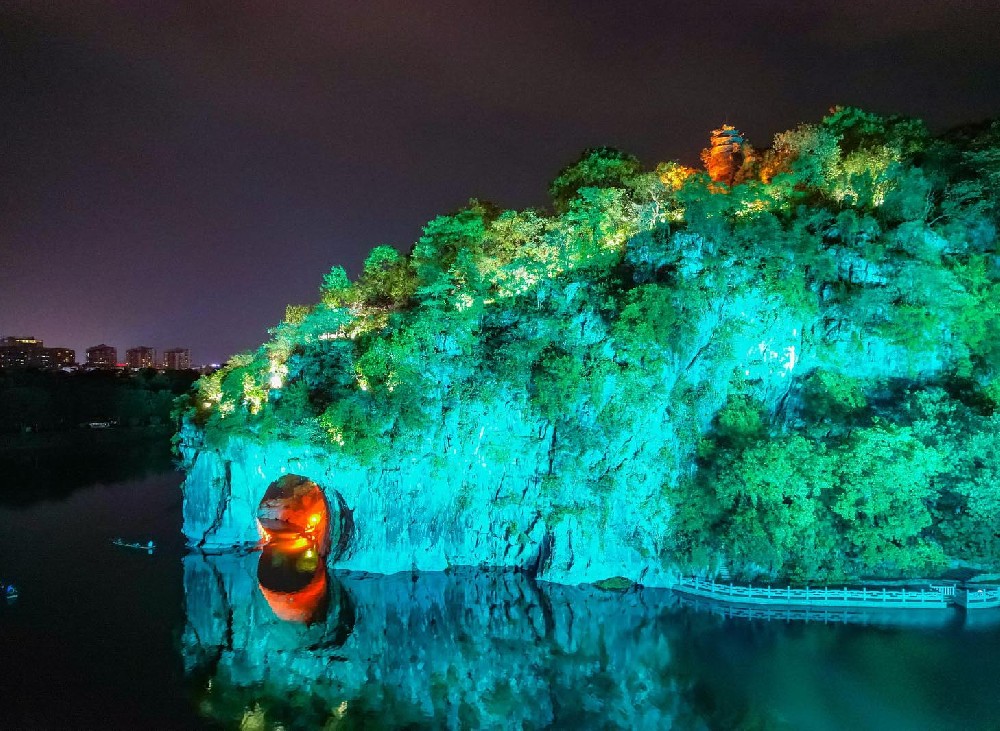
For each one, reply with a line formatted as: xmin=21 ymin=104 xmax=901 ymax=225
xmin=0 ymin=368 xmax=199 ymax=434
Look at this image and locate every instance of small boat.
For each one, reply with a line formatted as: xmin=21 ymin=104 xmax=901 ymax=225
xmin=112 ymin=538 xmax=156 ymax=553
xmin=2 ymin=582 xmax=18 ymax=600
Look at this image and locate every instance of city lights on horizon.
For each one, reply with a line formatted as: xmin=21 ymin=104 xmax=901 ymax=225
xmin=0 ymin=334 xmax=203 ymax=371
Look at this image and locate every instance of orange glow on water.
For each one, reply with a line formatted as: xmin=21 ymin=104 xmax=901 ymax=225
xmin=257 ymin=539 xmax=328 ymax=624
xmin=259 ymin=570 xmax=327 ymax=623
xmin=272 ymin=535 xmax=310 ymax=550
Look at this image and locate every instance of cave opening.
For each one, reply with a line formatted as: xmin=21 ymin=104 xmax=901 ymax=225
xmin=256 ymin=474 xmax=336 ymax=557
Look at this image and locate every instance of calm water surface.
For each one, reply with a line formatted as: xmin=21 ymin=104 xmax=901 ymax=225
xmin=1 ymin=450 xmax=999 ymax=730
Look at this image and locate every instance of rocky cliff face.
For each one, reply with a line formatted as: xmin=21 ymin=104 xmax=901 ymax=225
xmin=178 ymin=397 xmax=678 ymax=586
xmin=178 ymin=267 xmax=950 ymax=587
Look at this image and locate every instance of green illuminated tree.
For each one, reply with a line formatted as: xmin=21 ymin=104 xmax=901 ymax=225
xmin=831 ymin=424 xmax=945 ymax=574
xmin=549 ymin=147 xmax=643 ymax=213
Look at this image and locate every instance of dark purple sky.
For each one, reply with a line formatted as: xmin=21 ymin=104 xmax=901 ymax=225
xmin=3 ymin=1 xmax=999 ymax=364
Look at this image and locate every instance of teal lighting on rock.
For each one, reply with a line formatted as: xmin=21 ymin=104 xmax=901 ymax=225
xmin=176 ymin=108 xmax=1000 ymax=586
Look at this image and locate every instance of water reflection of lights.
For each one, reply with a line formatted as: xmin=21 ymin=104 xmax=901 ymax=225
xmin=257 ymin=538 xmax=329 ymax=624
xmin=269 ymin=535 xmax=310 ymax=551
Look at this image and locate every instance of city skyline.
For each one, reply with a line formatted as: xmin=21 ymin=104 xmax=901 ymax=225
xmin=3 ymin=2 xmax=1000 ymax=364
xmin=0 ymin=333 xmax=197 ymax=369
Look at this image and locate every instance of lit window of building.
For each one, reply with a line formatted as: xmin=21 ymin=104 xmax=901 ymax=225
xmin=163 ymin=347 xmax=192 ymax=370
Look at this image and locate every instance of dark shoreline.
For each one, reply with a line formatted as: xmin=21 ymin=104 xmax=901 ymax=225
xmin=0 ymin=424 xmax=175 ymax=454
xmin=0 ymin=426 xmax=178 ymax=506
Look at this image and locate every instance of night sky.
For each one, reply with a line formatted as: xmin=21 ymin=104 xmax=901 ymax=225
xmin=3 ymin=2 xmax=999 ymax=365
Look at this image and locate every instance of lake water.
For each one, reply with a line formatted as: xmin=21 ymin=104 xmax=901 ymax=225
xmin=2 ymin=451 xmax=1000 ymax=729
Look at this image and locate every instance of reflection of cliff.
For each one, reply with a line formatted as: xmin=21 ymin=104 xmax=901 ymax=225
xmin=183 ymin=554 xmax=694 ymax=729
xmin=183 ymin=553 xmax=994 ymax=729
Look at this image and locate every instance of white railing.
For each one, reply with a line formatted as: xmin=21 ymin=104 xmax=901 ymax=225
xmin=962 ymin=587 xmax=1000 ymax=607
xmin=676 ymin=576 xmax=950 ymax=607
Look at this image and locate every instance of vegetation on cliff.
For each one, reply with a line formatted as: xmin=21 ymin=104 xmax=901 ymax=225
xmin=177 ymin=107 xmax=1000 ymax=583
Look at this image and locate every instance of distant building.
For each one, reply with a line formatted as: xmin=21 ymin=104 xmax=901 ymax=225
xmin=1 ymin=336 xmax=42 ymax=348
xmin=86 ymin=344 xmax=118 ymax=369
xmin=125 ymin=346 xmax=157 ymax=369
xmin=0 ymin=336 xmax=76 ymax=369
xmin=40 ymin=348 xmax=76 ymax=369
xmin=163 ymin=347 xmax=192 ymax=370
xmin=0 ymin=336 xmax=38 ymax=368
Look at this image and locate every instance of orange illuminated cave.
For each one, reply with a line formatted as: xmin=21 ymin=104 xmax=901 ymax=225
xmin=256 ymin=474 xmax=332 ymax=556
xmin=254 ymin=475 xmax=354 ymax=622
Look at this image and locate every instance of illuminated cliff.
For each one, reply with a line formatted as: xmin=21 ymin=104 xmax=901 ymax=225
xmin=177 ymin=107 xmax=1000 ymax=584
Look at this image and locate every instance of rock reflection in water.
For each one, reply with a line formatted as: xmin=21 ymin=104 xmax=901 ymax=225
xmin=182 ymin=556 xmax=689 ymax=729
xmin=182 ymin=557 xmax=993 ymax=730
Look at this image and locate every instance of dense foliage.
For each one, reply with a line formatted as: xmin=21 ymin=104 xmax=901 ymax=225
xmin=179 ymin=107 xmax=1000 ymax=582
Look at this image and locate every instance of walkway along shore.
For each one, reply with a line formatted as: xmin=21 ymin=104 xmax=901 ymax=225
xmin=673 ymin=576 xmax=1000 ymax=611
